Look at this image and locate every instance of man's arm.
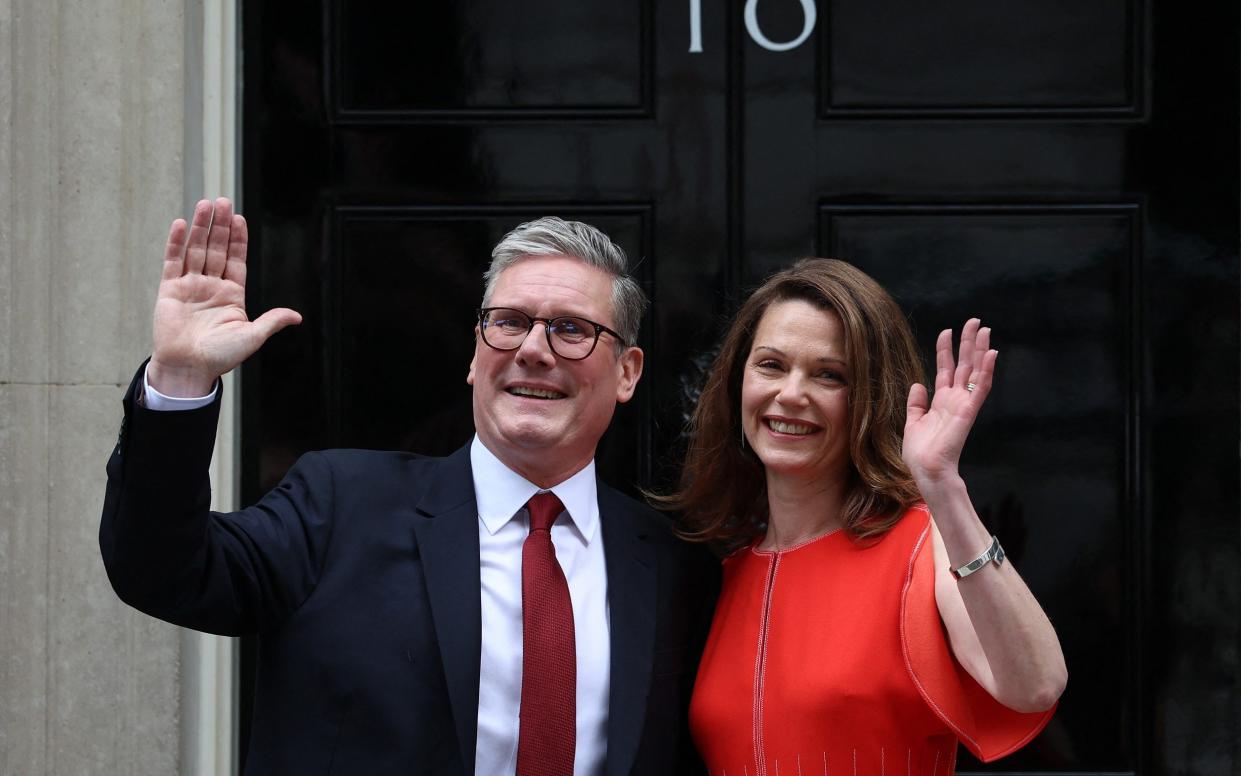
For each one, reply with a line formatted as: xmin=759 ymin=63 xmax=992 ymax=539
xmin=99 ymin=198 xmax=312 ymax=634
xmin=101 ymin=364 xmax=338 ymax=635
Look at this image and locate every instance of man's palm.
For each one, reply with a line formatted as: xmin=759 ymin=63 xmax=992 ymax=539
xmin=149 ymin=198 xmax=300 ymax=396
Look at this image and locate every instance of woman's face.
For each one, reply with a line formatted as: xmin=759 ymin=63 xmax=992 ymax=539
xmin=740 ymin=299 xmax=851 ymax=484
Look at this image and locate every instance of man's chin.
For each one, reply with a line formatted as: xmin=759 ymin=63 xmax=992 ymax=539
xmin=492 ymin=421 xmax=567 ymax=451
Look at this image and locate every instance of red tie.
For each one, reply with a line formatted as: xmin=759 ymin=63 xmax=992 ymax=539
xmin=516 ymin=492 xmax=576 ymax=776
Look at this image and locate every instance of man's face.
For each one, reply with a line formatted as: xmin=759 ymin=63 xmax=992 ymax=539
xmin=467 ymin=254 xmax=644 ymax=486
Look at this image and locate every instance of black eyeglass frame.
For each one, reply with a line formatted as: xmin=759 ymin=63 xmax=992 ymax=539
xmin=477 ymin=307 xmax=626 ymax=360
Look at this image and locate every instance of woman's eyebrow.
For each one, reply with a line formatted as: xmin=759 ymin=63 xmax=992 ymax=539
xmin=752 ymin=345 xmax=847 ymax=366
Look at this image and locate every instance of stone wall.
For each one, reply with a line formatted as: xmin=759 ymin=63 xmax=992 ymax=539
xmin=0 ymin=1 xmax=219 ymax=772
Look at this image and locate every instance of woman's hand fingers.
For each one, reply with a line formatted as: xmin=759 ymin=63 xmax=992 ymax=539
xmin=934 ymin=328 xmax=954 ymax=392
xmin=906 ymin=382 xmax=929 ymax=427
xmin=954 ymin=318 xmax=981 ymax=390
xmin=965 ymin=326 xmax=992 ymax=398
xmin=970 ymin=347 xmax=998 ymax=403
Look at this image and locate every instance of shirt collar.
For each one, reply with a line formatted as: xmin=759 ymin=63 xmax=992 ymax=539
xmin=470 ymin=435 xmax=600 ymax=544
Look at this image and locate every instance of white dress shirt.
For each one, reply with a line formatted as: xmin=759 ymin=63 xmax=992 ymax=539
xmin=142 ymin=369 xmax=218 ymax=410
xmin=141 ymin=370 xmax=611 ymax=774
xmin=471 ymin=436 xmax=610 ymax=776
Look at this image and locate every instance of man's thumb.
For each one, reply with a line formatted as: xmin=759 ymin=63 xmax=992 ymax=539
xmin=252 ymin=308 xmax=303 ymax=343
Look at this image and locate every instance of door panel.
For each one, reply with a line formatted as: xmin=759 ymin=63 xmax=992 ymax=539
xmin=334 ymin=2 xmax=649 ymax=115
xmin=243 ymin=0 xmax=1238 ymax=772
xmin=821 ymin=0 xmax=1140 ymax=115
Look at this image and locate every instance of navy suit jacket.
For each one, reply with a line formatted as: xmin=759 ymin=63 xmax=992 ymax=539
xmin=100 ymin=366 xmax=718 ymax=775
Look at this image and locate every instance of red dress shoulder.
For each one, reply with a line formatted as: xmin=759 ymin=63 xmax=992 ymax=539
xmin=689 ymin=506 xmax=1054 ymax=776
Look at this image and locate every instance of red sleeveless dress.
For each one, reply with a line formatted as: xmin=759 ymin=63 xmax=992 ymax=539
xmin=689 ymin=506 xmax=1054 ymax=776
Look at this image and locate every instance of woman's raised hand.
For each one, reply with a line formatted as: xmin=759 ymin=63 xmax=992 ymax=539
xmin=148 ymin=198 xmax=302 ymax=397
xmin=902 ymin=319 xmax=997 ymax=487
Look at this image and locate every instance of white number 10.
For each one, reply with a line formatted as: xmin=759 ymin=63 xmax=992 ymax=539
xmin=689 ymin=0 xmax=818 ymax=53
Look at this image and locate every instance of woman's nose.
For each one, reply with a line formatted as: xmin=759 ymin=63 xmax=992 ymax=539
xmin=774 ymin=373 xmax=810 ymax=406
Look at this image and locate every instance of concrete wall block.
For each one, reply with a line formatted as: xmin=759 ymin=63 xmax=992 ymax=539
xmin=64 ymin=0 xmax=120 ymax=375
xmin=1 ymin=0 xmax=13 ymax=383
xmin=0 ymin=384 xmax=51 ymax=775
xmin=51 ymin=2 xmax=130 ymax=385
xmin=45 ymin=385 xmax=180 ymax=774
xmin=119 ymin=0 xmax=190 ymax=383
xmin=6 ymin=0 xmax=56 ymax=385
xmin=6 ymin=0 xmax=203 ymax=771
xmin=40 ymin=0 xmax=188 ymax=387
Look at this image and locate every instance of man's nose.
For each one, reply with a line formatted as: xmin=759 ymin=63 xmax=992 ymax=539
xmin=514 ymin=321 xmax=556 ymax=366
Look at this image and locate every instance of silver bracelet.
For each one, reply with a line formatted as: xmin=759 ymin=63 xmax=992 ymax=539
xmin=951 ymin=535 xmax=1006 ymax=579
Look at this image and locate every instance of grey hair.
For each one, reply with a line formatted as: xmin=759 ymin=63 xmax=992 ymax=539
xmin=483 ymin=216 xmax=647 ymax=347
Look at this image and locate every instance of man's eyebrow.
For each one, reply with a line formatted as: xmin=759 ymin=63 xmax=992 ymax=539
xmin=752 ymin=345 xmax=848 ymax=366
xmin=489 ymin=304 xmax=594 ymax=320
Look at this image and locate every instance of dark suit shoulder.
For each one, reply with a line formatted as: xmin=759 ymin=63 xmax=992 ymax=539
xmin=597 ymin=482 xmax=674 ymax=534
xmin=596 ymin=482 xmax=717 ymax=565
xmin=309 ymin=447 xmax=429 ymax=471
xmin=306 ymin=447 xmax=459 ymax=482
xmin=295 ymin=443 xmax=475 ymax=516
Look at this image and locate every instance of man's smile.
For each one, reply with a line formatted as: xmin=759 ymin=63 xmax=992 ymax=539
xmin=505 ymin=383 xmax=568 ymax=400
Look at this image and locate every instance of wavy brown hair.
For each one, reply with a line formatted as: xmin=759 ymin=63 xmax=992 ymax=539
xmin=656 ymin=259 xmax=925 ymax=550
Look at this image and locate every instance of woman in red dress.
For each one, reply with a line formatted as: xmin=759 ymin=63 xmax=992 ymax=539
xmin=663 ymin=260 xmax=1067 ymax=776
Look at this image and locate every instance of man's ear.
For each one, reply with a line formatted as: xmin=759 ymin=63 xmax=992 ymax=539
xmin=614 ymin=346 xmax=644 ymax=403
xmin=467 ymin=326 xmax=479 ymax=385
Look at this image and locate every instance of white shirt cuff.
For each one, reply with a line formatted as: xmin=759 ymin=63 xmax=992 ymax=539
xmin=142 ymin=364 xmax=218 ymax=411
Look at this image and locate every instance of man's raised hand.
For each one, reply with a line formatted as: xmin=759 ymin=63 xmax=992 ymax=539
xmin=148 ymin=198 xmax=302 ymax=397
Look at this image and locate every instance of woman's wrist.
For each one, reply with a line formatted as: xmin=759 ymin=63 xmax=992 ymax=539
xmin=914 ymin=470 xmax=967 ymax=502
xmin=918 ymin=474 xmax=994 ymax=561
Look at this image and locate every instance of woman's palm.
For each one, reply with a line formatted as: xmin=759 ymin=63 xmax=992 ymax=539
xmin=903 ymin=320 xmax=997 ymax=485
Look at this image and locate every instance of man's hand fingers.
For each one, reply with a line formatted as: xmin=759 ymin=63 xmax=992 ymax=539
xmin=203 ymin=197 xmax=233 ymax=278
xmin=223 ymin=214 xmax=249 ymax=285
xmin=183 ymin=199 xmax=213 ymax=274
xmin=162 ymin=218 xmax=189 ymax=280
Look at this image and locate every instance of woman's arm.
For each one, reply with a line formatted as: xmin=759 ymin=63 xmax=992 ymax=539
xmin=903 ymin=320 xmax=1067 ymax=713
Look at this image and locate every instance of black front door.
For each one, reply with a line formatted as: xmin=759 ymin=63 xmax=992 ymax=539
xmin=242 ymin=1 xmax=1239 ymax=772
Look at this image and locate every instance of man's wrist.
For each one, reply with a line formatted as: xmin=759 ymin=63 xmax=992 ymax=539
xmin=142 ymin=361 xmax=219 ymax=411
xmin=147 ymin=359 xmax=218 ymax=398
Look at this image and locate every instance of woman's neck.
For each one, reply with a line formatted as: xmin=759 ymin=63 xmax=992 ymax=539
xmin=759 ymin=469 xmax=848 ymax=551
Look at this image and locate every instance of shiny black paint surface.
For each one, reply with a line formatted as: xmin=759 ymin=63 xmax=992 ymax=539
xmin=242 ymin=1 xmax=1238 ymax=773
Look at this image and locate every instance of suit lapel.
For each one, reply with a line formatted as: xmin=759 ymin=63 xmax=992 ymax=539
xmin=599 ymin=484 xmax=657 ymax=776
xmin=411 ymin=444 xmax=482 ymax=773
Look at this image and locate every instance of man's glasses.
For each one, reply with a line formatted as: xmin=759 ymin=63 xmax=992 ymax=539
xmin=478 ymin=307 xmax=625 ymax=360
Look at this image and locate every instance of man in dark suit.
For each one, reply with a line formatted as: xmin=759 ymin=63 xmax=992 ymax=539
xmin=100 ymin=198 xmax=717 ymax=775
